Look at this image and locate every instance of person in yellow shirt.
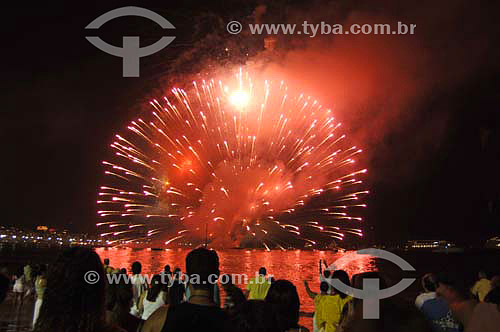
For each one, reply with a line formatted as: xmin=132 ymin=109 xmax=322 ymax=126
xmin=471 ymin=270 xmax=492 ymax=302
xmin=245 ymin=267 xmax=271 ymax=300
xmin=305 ymin=280 xmax=329 ymax=332
xmin=103 ymin=258 xmax=114 ymax=275
xmin=305 ymin=270 xmax=353 ymax=332
xmin=33 ymin=264 xmax=47 ymax=328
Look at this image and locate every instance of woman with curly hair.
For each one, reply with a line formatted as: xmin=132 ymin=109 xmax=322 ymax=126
xmin=33 ymin=247 xmax=125 ymax=332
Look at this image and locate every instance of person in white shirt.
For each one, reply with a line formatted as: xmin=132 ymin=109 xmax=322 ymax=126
xmin=129 ymin=261 xmax=147 ymax=317
xmin=139 ymin=275 xmax=167 ymax=320
xmin=416 ymin=273 xmax=461 ymax=332
xmin=415 ymin=273 xmax=439 ymax=309
xmin=13 ymin=268 xmax=26 ymax=308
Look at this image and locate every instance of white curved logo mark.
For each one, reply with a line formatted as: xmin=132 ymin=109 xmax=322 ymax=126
xmin=85 ymin=7 xmax=176 ymax=77
xmin=329 ymin=248 xmax=416 ymax=319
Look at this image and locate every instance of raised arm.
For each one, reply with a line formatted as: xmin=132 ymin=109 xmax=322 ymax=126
xmin=304 ymin=280 xmax=317 ymax=299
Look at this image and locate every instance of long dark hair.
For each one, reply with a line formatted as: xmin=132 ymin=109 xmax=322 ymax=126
xmin=332 ymin=270 xmax=351 ymax=299
xmin=227 ymin=300 xmax=280 ymax=332
xmin=146 ymin=274 xmax=165 ymax=302
xmin=106 ymin=277 xmax=134 ymax=326
xmin=265 ymin=280 xmax=300 ymax=331
xmin=34 ymin=247 xmax=106 ymax=332
xmin=222 ymin=277 xmax=246 ymax=308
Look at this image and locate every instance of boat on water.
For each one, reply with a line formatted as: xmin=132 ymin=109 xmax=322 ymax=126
xmin=405 ymin=240 xmax=464 ymax=253
xmin=485 ymin=236 xmax=500 ymax=249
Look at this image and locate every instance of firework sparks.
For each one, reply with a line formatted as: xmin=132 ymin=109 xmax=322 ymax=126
xmin=97 ymin=71 xmax=368 ymax=248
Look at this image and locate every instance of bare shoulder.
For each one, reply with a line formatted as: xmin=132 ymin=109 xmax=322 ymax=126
xmin=142 ymin=305 xmax=169 ymax=332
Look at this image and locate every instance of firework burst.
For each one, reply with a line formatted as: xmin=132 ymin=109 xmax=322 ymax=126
xmin=97 ymin=70 xmax=368 ymax=248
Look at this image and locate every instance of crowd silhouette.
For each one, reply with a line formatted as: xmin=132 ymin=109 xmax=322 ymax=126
xmin=0 ymin=246 xmax=499 ymax=332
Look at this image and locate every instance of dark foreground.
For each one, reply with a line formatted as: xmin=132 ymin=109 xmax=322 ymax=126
xmin=0 ymin=246 xmax=499 ymax=331
xmin=0 ymin=292 xmax=33 ymax=332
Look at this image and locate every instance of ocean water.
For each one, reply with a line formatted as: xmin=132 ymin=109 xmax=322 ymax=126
xmin=94 ymin=247 xmax=377 ymax=314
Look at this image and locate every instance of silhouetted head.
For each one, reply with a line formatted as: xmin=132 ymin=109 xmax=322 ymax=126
xmin=436 ymin=270 xmax=471 ymax=304
xmin=265 ymin=279 xmax=300 ymax=331
xmin=221 ymin=274 xmax=234 ymax=288
xmin=105 ymin=275 xmax=134 ymax=326
xmin=147 ymin=274 xmax=166 ymax=302
xmin=227 ymin=300 xmax=280 ymax=332
xmin=491 ymin=275 xmax=500 ymax=289
xmin=131 ymin=261 xmax=142 ymax=275
xmin=186 ymin=247 xmax=219 ymax=290
xmin=34 ymin=247 xmax=106 ymax=332
xmin=320 ymin=281 xmax=329 ymax=294
xmin=259 ymin=267 xmax=267 ymax=276
xmin=35 ymin=264 xmax=48 ymax=279
xmin=478 ymin=270 xmax=488 ymax=280
xmin=103 ymin=258 xmax=110 ymax=266
xmin=15 ymin=266 xmax=24 ymax=278
xmin=164 ymin=264 xmax=171 ymax=273
xmin=324 ymin=270 xmax=331 ymax=279
xmin=222 ymin=278 xmax=246 ymax=308
xmin=332 ymin=270 xmax=351 ymax=299
xmin=484 ymin=286 xmax=500 ymax=305
xmin=422 ymin=273 xmax=438 ymax=292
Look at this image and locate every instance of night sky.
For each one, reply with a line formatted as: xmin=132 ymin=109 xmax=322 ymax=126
xmin=2 ymin=0 xmax=499 ymax=245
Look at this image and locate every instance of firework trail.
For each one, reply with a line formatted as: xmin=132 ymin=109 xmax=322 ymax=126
xmin=97 ymin=70 xmax=368 ymax=248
